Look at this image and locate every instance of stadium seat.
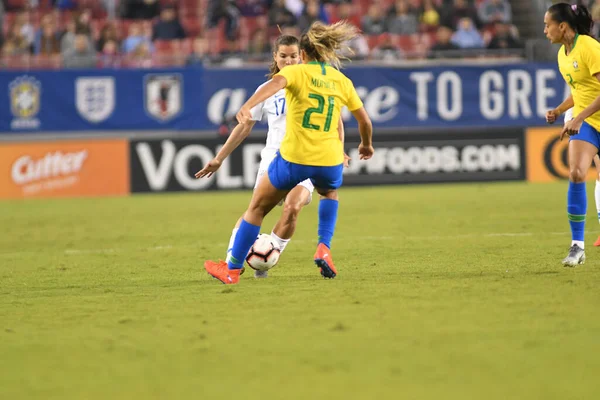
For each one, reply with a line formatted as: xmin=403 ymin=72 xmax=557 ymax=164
xmin=182 ymin=17 xmax=202 ymax=38
xmin=5 ymin=0 xmax=27 ymax=10
xmin=366 ymin=35 xmax=379 ymax=50
xmin=179 ymin=38 xmax=191 ymax=55
xmin=397 ymin=34 xmax=419 ymax=54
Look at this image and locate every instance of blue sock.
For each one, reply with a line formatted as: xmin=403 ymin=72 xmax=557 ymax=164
xmin=567 ymin=181 xmax=586 ymax=242
xmin=318 ymin=199 xmax=338 ymax=249
xmin=228 ymin=219 xmax=260 ymax=270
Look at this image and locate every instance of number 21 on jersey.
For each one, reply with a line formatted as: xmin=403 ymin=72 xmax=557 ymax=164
xmin=302 ymin=93 xmax=335 ymax=132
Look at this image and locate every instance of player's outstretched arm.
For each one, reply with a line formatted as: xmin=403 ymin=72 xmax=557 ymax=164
xmin=237 ymin=76 xmax=287 ymax=124
xmin=547 ymin=95 xmax=574 ymax=124
xmin=195 ymin=121 xmax=256 ymax=179
xmin=351 ymin=106 xmax=374 ymax=160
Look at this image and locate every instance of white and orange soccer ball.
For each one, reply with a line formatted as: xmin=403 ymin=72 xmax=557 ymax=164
xmin=245 ymin=234 xmax=281 ymax=272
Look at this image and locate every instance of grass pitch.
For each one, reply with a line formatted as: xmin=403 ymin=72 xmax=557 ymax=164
xmin=1 ymin=182 xmax=599 ymax=399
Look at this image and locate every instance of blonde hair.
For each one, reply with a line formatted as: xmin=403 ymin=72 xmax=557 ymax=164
xmin=301 ymin=21 xmax=359 ymax=69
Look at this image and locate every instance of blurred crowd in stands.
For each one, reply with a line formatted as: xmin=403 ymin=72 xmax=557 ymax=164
xmin=0 ymin=0 xmax=527 ymax=69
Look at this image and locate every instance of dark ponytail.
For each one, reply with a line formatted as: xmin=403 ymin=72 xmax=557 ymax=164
xmin=267 ymin=35 xmax=299 ymax=79
xmin=548 ymin=2 xmax=593 ymax=36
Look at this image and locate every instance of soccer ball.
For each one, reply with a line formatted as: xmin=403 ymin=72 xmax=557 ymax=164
xmin=246 ymin=234 xmax=281 ymax=271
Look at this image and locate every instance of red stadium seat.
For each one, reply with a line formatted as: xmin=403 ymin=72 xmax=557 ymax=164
xmin=182 ymin=17 xmax=202 ymax=37
xmin=365 ymin=35 xmax=379 ymax=50
xmin=396 ymin=34 xmax=419 ymax=54
xmin=154 ymin=39 xmax=177 ymax=54
xmin=5 ymin=0 xmax=27 ymax=10
xmin=180 ymin=38 xmax=193 ymax=55
xmin=3 ymin=12 xmax=18 ymax=36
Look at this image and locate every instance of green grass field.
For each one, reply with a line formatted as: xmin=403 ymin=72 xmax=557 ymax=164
xmin=1 ymin=182 xmax=599 ymax=400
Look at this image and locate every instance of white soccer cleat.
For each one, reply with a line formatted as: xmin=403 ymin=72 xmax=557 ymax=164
xmin=254 ymin=269 xmax=268 ymax=279
xmin=562 ymin=244 xmax=586 ymax=267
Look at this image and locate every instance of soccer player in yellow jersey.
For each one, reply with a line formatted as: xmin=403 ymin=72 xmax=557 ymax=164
xmin=204 ymin=21 xmax=374 ymax=284
xmin=544 ymin=3 xmax=598 ymax=266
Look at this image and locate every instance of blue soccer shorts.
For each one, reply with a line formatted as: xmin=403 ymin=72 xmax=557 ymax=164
xmin=267 ymin=152 xmax=343 ymax=191
xmin=570 ymin=120 xmax=600 ymax=150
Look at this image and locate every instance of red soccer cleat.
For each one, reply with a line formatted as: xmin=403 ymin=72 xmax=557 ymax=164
xmin=594 ymin=236 xmax=600 ymax=247
xmin=314 ymin=243 xmax=337 ymax=279
xmin=204 ymin=260 xmax=241 ymax=284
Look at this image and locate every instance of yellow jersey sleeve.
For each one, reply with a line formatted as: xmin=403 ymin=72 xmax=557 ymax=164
xmin=581 ymin=36 xmax=600 ymax=76
xmin=344 ymin=79 xmax=363 ymax=112
xmin=276 ymin=65 xmax=300 ymax=92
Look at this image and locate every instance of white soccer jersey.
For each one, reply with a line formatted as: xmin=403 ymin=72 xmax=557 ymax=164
xmin=250 ymin=81 xmax=287 ymax=152
xmin=564 ymin=107 xmax=574 ymax=122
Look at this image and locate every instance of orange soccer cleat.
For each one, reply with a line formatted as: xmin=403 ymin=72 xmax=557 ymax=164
xmin=314 ymin=243 xmax=337 ymax=279
xmin=204 ymin=260 xmax=241 ymax=284
xmin=594 ymin=236 xmax=600 ymax=247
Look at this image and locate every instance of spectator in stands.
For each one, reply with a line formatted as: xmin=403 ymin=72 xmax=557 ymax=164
xmin=206 ymin=0 xmax=241 ymax=41
xmin=285 ymin=0 xmax=305 ymax=17
xmin=152 ymin=5 xmax=186 ymax=41
xmin=5 ymin=21 xmax=31 ymax=55
xmin=186 ymin=36 xmax=212 ymax=67
xmin=56 ymin=0 xmax=77 ymax=10
xmin=388 ymin=0 xmax=419 ymax=35
xmin=219 ymin=38 xmax=244 ymax=66
xmin=451 ymin=17 xmax=484 ymax=49
xmin=98 ymin=39 xmax=121 ymax=68
xmin=420 ymin=0 xmax=441 ymax=32
xmin=592 ymin=2 xmax=600 ymax=37
xmin=297 ymin=0 xmax=325 ymax=34
xmin=122 ymin=22 xmax=154 ymax=54
xmin=487 ymin=21 xmax=521 ymax=50
xmin=101 ymin=0 xmax=118 ymax=20
xmin=35 ymin=14 xmax=61 ymax=55
xmin=343 ymin=34 xmax=370 ymax=61
xmin=60 ymin=10 xmax=93 ymax=53
xmin=121 ymin=0 xmax=161 ymax=20
xmin=63 ymin=33 xmax=96 ymax=68
xmin=478 ymin=0 xmax=511 ymax=25
xmin=428 ymin=25 xmax=460 ymax=57
xmin=279 ymin=25 xmax=301 ymax=37
xmin=127 ymin=41 xmax=153 ymax=68
xmin=238 ymin=0 xmax=267 ymax=16
xmin=371 ymin=33 xmax=403 ymax=62
xmin=96 ymin=22 xmax=120 ymax=52
xmin=75 ymin=9 xmax=93 ymax=36
xmin=269 ymin=0 xmax=297 ymax=28
xmin=440 ymin=0 xmax=480 ymax=29
xmin=2 ymin=41 xmax=15 ymax=58
xmin=247 ymin=28 xmax=271 ymax=61
xmin=0 ymin=0 xmax=4 ymax=50
xmin=362 ymin=3 xmax=388 ymax=35
xmin=16 ymin=10 xmax=35 ymax=51
xmin=142 ymin=20 xmax=154 ymax=41
xmin=330 ymin=2 xmax=361 ymax=27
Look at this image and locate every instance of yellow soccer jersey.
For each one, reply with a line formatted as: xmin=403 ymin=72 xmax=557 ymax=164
xmin=276 ymin=62 xmax=363 ymax=166
xmin=558 ymin=34 xmax=600 ymax=131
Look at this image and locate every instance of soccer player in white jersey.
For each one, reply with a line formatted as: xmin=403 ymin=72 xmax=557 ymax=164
xmin=564 ymin=107 xmax=600 ymax=246
xmin=195 ymin=34 xmax=348 ymax=278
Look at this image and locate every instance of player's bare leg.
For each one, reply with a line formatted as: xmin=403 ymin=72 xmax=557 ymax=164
xmin=563 ymin=140 xmax=596 ymax=267
xmin=314 ymin=188 xmax=339 ymax=278
xmin=252 ymin=185 xmax=312 ymax=278
xmin=205 ymin=175 xmax=288 ymax=284
xmin=593 ymin=154 xmax=600 ymax=247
